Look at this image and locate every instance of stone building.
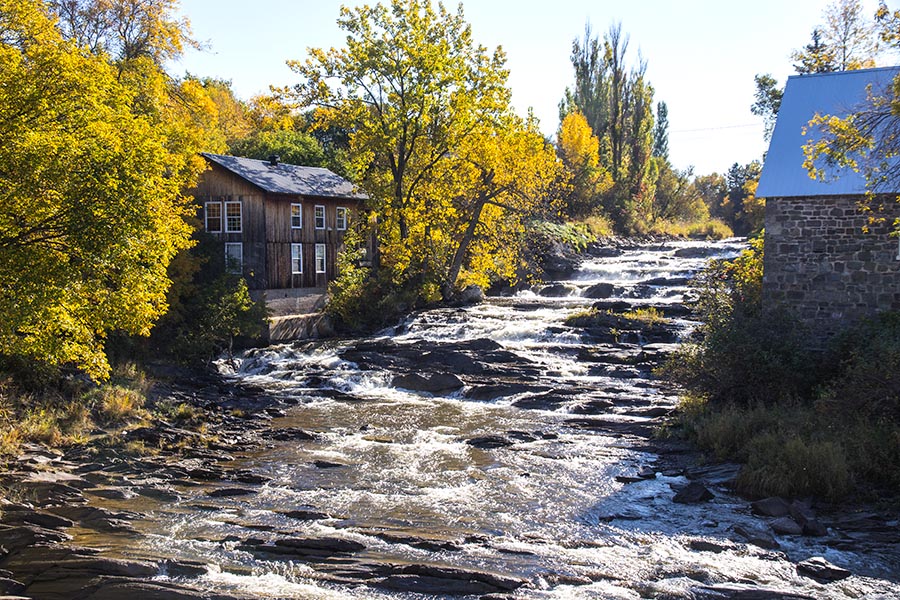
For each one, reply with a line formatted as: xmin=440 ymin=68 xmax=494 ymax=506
xmin=757 ymin=67 xmax=900 ymax=340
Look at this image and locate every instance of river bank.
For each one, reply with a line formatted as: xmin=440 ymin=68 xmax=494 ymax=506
xmin=2 ymin=239 xmax=899 ymax=599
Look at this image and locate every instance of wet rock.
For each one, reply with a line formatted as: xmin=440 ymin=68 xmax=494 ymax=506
xmin=135 ymin=486 xmax=180 ymax=502
xmin=206 ymin=488 xmax=256 ymax=498
xmin=78 ymin=580 xmax=242 ymax=599
xmin=796 ymin=556 xmax=852 ymax=582
xmin=674 ymin=246 xmax=719 ymax=258
xmin=693 ymin=583 xmax=816 ymax=599
xmin=392 ymin=373 xmax=464 ymax=394
xmin=271 ymin=428 xmax=317 ymax=442
xmin=770 ymin=517 xmax=803 ymax=536
xmin=313 ymin=460 xmax=347 ymax=469
xmin=373 ymin=532 xmax=461 ymax=552
xmin=454 ymin=285 xmax=484 ymax=306
xmin=582 ymin=283 xmax=616 ymax=299
xmin=271 ymin=536 xmax=365 ymax=555
xmin=751 ymin=497 xmax=791 ymax=518
xmin=688 ymin=539 xmax=732 ymax=553
xmin=0 ymin=525 xmax=72 ymax=553
xmin=538 ymin=283 xmax=578 ymax=297
xmin=375 ymin=564 xmax=524 ymax=595
xmin=732 ymin=524 xmax=780 ymax=550
xmin=673 ymin=482 xmax=714 ymax=504
xmin=802 ymin=519 xmax=828 ymax=537
xmin=466 ymin=435 xmax=514 ymax=449
xmin=161 ymin=559 xmax=208 ymax=578
xmin=87 ymin=488 xmax=133 ymax=501
xmin=1 ymin=509 xmax=74 ymax=530
xmin=280 ymin=509 xmax=330 ymax=521
xmin=465 ymin=383 xmax=537 ymax=401
xmin=0 ymin=578 xmax=25 ymax=596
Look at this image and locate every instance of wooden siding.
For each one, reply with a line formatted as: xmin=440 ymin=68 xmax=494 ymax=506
xmin=192 ymin=162 xmax=359 ymax=291
xmin=264 ymin=195 xmax=354 ymax=289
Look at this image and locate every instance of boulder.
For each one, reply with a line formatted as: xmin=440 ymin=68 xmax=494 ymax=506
xmin=770 ymin=517 xmax=803 ymax=536
xmin=392 ymin=373 xmax=464 ymax=394
xmin=733 ymin=524 xmax=780 ymax=550
xmin=582 ymin=283 xmax=616 ymax=299
xmin=673 ymin=482 xmax=714 ymax=504
xmin=206 ymin=488 xmax=256 ymax=498
xmin=455 ymin=285 xmax=484 ymax=306
xmin=466 ymin=435 xmax=514 ymax=449
xmin=751 ymin=497 xmax=791 ymax=518
xmin=796 ymin=556 xmax=852 ymax=582
xmin=538 ymin=283 xmax=577 ymax=298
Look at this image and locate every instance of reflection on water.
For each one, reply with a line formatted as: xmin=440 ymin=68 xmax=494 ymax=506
xmin=73 ymin=240 xmax=900 ymax=599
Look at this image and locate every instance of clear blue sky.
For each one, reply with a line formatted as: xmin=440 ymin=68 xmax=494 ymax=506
xmin=174 ymin=0 xmax=888 ymax=176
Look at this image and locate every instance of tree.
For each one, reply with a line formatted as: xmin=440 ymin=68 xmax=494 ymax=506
xmin=822 ymin=0 xmax=879 ymax=70
xmin=49 ymin=0 xmax=197 ymax=64
xmin=652 ymin=163 xmax=707 ymax=224
xmin=556 ymin=110 xmax=612 ymax=217
xmin=0 ymin=0 xmax=194 ymax=379
xmin=560 ymin=21 xmax=658 ymax=230
xmin=751 ymin=74 xmax=784 ymax=142
xmin=230 ymin=130 xmax=327 ymax=168
xmin=290 ymin=0 xmax=556 ymax=299
xmin=792 ymin=28 xmax=837 ymax=73
xmin=653 ymin=101 xmax=669 ymax=159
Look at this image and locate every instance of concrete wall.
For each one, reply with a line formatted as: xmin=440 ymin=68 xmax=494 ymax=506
xmin=763 ymin=194 xmax=900 ymax=341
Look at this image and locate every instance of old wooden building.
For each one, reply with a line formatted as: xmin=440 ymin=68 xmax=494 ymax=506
xmin=193 ymin=153 xmax=366 ymax=291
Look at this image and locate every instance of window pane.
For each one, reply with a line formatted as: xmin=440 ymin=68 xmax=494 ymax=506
xmin=315 ymin=205 xmax=325 ymax=229
xmin=291 ymin=243 xmax=303 ymax=274
xmin=336 ymin=207 xmax=347 ymax=230
xmin=225 ymin=201 xmax=242 ymax=232
xmin=205 ymin=202 xmax=222 ymax=233
xmin=291 ymin=204 xmax=302 ymax=229
xmin=225 ymin=243 xmax=242 ymax=273
xmin=315 ymin=243 xmax=326 ymax=273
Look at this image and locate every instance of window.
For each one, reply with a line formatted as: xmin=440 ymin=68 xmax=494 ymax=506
xmin=336 ymin=206 xmax=347 ymax=230
xmin=290 ymin=203 xmax=302 ymax=229
xmin=291 ymin=243 xmax=303 ymax=274
xmin=315 ymin=243 xmax=326 ymax=274
xmin=225 ymin=200 xmax=242 ymax=233
xmin=205 ymin=202 xmax=222 ymax=233
xmin=314 ymin=205 xmax=326 ymax=229
xmin=225 ymin=243 xmax=242 ymax=273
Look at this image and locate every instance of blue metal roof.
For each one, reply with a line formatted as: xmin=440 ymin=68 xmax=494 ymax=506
xmin=756 ymin=66 xmax=900 ymax=198
xmin=201 ymin=153 xmax=367 ymax=200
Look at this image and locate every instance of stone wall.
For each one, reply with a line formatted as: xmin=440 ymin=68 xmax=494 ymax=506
xmin=763 ymin=195 xmax=900 ymax=342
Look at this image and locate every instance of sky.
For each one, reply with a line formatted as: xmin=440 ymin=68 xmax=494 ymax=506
xmin=173 ymin=0 xmax=889 ymax=176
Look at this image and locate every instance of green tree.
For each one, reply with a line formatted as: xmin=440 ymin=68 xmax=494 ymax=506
xmin=751 ymin=74 xmax=783 ymax=142
xmin=0 ymin=0 xmax=194 ymax=379
xmin=560 ymin=21 xmax=658 ymax=230
xmin=291 ymin=0 xmax=544 ymax=298
xmin=653 ymin=100 xmax=669 ymax=159
xmin=792 ymin=28 xmax=837 ymax=74
xmin=230 ymin=130 xmax=327 ymax=168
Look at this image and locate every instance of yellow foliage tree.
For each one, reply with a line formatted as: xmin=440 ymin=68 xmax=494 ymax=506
xmin=0 ymin=0 xmax=197 ymax=378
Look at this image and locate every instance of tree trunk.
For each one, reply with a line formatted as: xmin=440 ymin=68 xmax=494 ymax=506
xmin=442 ymin=191 xmax=488 ymax=300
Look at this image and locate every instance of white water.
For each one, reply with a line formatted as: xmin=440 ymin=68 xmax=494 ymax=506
xmin=80 ymin=239 xmax=900 ymax=599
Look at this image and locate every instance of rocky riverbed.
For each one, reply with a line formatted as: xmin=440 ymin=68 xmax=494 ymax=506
xmin=2 ymin=238 xmax=899 ymax=599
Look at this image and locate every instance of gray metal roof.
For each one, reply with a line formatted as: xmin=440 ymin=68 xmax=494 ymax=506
xmin=756 ymin=66 xmax=900 ymax=198
xmin=201 ymin=153 xmax=367 ymax=199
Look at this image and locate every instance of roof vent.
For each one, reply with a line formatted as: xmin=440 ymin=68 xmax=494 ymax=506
xmin=268 ymin=155 xmax=280 ymax=167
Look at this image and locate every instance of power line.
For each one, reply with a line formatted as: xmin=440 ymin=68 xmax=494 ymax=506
xmin=671 ymin=123 xmax=762 ymax=133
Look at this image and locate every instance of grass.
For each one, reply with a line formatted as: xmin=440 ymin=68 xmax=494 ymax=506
xmin=0 ymin=362 xmax=155 ymax=456
xmin=647 ymin=218 xmax=734 ymax=240
xmin=622 ymin=307 xmax=667 ymax=325
xmin=673 ymin=394 xmax=900 ymax=500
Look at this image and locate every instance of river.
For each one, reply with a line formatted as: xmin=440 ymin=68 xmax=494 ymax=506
xmin=71 ymin=238 xmax=900 ymax=599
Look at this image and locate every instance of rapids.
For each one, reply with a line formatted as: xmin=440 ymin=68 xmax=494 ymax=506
xmin=73 ymin=239 xmax=900 ymax=599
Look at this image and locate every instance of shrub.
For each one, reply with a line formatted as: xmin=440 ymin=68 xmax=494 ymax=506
xmin=87 ymin=385 xmax=144 ymax=424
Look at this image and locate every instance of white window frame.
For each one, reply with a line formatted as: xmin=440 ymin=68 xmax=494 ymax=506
xmin=315 ymin=243 xmax=326 ymax=274
xmin=291 ymin=243 xmax=303 ymax=274
xmin=335 ymin=206 xmax=347 ymax=231
xmin=314 ymin=205 xmax=326 ymax=230
xmin=224 ymin=242 xmax=242 ymax=273
xmin=290 ymin=203 xmax=303 ymax=229
xmin=225 ymin=200 xmax=242 ymax=233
